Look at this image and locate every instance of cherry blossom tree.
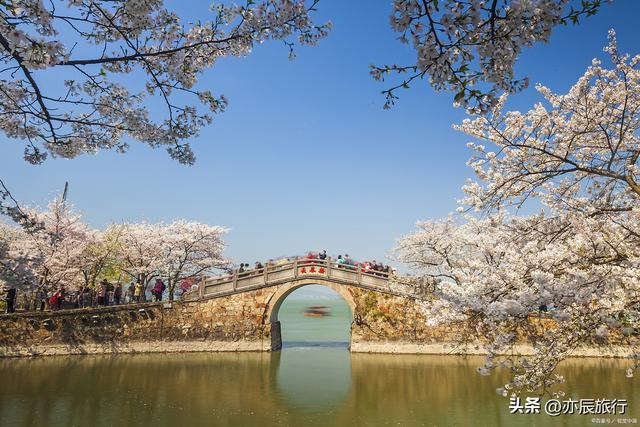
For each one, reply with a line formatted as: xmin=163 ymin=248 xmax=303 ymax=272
xmin=457 ymin=30 xmax=639 ymax=214
xmin=159 ymin=220 xmax=228 ymax=300
xmin=0 ymin=221 xmax=37 ymax=289
xmin=0 ymin=1 xmax=329 ymax=235
xmin=26 ymin=197 xmax=91 ymax=291
xmin=396 ymin=33 xmax=640 ymax=395
xmin=0 ymin=0 xmax=330 ymax=165
xmin=1 ymin=197 xmax=91 ymax=292
xmin=2 ymin=213 xmax=230 ymax=303
xmin=396 ymin=212 xmax=639 ymax=395
xmin=76 ymin=227 xmax=124 ymax=291
xmin=114 ymin=220 xmax=228 ymax=300
xmin=112 ymin=222 xmax=165 ymax=300
xmin=372 ymin=0 xmax=603 ymax=113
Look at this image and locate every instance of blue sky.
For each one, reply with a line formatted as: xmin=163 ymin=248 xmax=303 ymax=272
xmin=2 ymin=1 xmax=640 ymax=269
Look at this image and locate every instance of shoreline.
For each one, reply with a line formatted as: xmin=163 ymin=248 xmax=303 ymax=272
xmin=0 ymin=340 xmax=633 ymax=359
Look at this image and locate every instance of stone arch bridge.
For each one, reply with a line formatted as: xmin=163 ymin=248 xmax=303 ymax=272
xmin=187 ymin=259 xmax=424 ymax=351
xmin=0 ymin=258 xmax=459 ymax=357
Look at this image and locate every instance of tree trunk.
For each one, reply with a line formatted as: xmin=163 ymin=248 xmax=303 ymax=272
xmin=168 ymin=276 xmax=177 ymax=301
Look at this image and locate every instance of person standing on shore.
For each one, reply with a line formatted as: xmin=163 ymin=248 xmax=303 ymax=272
xmin=48 ymin=287 xmax=64 ymax=310
xmin=57 ymin=286 xmax=65 ymax=310
xmin=113 ymin=283 xmax=123 ymax=305
xmin=126 ymin=282 xmax=135 ymax=304
xmin=34 ymin=287 xmax=47 ymax=311
xmin=152 ymin=279 xmax=165 ymax=302
xmin=79 ymin=287 xmax=91 ymax=308
xmin=4 ymin=287 xmax=17 ymax=313
xmin=98 ymin=279 xmax=108 ymax=306
xmin=36 ymin=287 xmax=47 ymax=311
xmin=106 ymin=281 xmax=114 ymax=306
xmin=134 ymin=282 xmax=142 ymax=302
xmin=48 ymin=292 xmax=58 ymax=310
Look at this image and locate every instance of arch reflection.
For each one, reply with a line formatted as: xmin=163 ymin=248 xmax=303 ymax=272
xmin=273 ymin=285 xmax=352 ymax=410
xmin=275 ymin=347 xmax=351 ymax=411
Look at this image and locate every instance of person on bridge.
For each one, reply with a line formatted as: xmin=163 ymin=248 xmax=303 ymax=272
xmin=319 ymin=250 xmax=327 ymax=260
xmin=362 ymin=261 xmax=372 ymax=273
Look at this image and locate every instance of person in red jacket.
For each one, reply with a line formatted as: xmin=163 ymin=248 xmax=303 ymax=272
xmin=49 ymin=288 xmax=64 ymax=310
xmin=152 ymin=279 xmax=165 ymax=302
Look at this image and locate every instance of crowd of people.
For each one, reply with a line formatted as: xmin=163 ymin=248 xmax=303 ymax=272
xmin=232 ymin=251 xmax=397 ymax=277
xmin=2 ymin=251 xmax=396 ymax=314
xmin=1 ymin=278 xmax=169 ymax=314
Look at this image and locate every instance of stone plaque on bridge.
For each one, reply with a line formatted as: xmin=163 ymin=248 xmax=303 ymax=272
xmin=298 ymin=266 xmax=326 ymax=276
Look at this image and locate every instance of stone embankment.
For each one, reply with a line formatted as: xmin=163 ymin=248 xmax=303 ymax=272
xmin=0 ymin=283 xmax=634 ymax=358
xmin=0 ymin=291 xmax=275 ymax=357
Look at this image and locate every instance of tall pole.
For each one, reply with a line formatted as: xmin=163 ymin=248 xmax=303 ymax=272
xmin=61 ymin=181 xmax=69 ymax=204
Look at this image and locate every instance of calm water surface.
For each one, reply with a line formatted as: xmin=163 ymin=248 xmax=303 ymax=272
xmin=0 ymin=297 xmax=637 ymax=426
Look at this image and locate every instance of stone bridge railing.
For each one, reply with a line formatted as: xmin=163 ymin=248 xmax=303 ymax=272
xmin=192 ymin=258 xmax=406 ymax=300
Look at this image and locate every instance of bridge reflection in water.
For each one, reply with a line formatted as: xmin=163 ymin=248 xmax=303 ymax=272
xmin=275 ymin=347 xmax=352 ymax=411
xmin=274 ymin=287 xmax=353 ymax=410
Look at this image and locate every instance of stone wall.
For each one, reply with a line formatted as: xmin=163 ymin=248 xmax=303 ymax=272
xmin=0 ymin=288 xmax=277 ymax=357
xmin=348 ymin=288 xmax=471 ymax=353
xmin=0 ymin=283 xmax=634 ymax=358
xmin=346 ymin=288 xmax=634 ymax=357
xmin=0 ymin=283 xmax=435 ymax=357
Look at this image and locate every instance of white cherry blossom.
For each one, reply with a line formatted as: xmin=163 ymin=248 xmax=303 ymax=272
xmin=397 ymin=34 xmax=640 ymax=394
xmin=372 ymin=0 xmax=603 ymax=112
xmin=0 ymin=0 xmax=330 ymax=165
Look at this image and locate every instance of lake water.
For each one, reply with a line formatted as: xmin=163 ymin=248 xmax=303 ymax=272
xmin=0 ymin=296 xmax=637 ymax=426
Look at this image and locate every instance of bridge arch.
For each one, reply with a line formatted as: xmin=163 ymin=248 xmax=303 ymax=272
xmin=266 ymin=278 xmax=356 ymax=323
xmin=264 ymin=278 xmax=357 ymax=351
